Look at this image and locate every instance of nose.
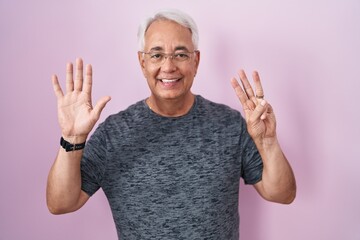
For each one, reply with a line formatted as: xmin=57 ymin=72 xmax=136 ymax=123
xmin=160 ymin=55 xmax=177 ymax=72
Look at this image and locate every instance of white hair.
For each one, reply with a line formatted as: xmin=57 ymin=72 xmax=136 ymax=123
xmin=137 ymin=9 xmax=199 ymax=51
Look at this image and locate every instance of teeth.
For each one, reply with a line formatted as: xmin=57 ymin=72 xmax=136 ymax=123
xmin=161 ymin=79 xmax=178 ymax=83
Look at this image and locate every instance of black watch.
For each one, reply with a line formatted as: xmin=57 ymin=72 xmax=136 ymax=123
xmin=60 ymin=137 xmax=86 ymax=152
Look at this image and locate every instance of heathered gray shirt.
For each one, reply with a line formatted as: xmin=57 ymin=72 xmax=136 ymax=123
xmin=81 ymin=95 xmax=263 ymax=240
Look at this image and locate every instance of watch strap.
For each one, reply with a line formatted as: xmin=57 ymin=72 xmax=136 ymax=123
xmin=60 ymin=137 xmax=86 ymax=152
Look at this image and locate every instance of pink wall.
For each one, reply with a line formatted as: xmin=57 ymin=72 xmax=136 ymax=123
xmin=1 ymin=1 xmax=359 ymax=239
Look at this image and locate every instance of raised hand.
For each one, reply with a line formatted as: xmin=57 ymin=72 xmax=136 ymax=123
xmin=52 ymin=58 xmax=111 ymax=143
xmin=231 ymin=70 xmax=276 ymax=143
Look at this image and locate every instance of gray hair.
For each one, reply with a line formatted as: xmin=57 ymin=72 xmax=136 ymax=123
xmin=137 ymin=9 xmax=199 ymax=51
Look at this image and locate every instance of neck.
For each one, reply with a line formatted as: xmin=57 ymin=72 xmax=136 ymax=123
xmin=147 ymin=93 xmax=195 ymax=117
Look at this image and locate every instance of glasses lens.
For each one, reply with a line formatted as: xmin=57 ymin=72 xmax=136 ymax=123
xmin=145 ymin=52 xmax=194 ymax=65
xmin=174 ymin=53 xmax=190 ymax=62
xmin=149 ymin=53 xmax=164 ymax=64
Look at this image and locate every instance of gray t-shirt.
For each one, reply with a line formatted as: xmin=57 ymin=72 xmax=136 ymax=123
xmin=81 ymin=95 xmax=263 ymax=240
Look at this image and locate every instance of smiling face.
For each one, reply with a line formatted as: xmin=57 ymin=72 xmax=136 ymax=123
xmin=138 ymin=20 xmax=200 ymax=103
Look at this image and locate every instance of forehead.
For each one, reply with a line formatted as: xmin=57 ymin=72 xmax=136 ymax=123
xmin=144 ymin=20 xmax=194 ymax=51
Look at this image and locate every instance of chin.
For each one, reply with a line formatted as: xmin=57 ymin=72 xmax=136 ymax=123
xmin=153 ymin=90 xmax=190 ymax=101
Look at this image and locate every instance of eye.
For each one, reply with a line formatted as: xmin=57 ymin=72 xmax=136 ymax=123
xmin=174 ymin=52 xmax=190 ymax=61
xmin=150 ymin=53 xmax=163 ymax=59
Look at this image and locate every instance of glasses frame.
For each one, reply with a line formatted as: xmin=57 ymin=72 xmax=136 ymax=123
xmin=140 ymin=50 xmax=199 ymax=65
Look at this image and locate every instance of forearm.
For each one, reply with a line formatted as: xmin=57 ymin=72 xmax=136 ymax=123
xmin=255 ymin=137 xmax=296 ymax=204
xmin=46 ymin=146 xmax=84 ymax=214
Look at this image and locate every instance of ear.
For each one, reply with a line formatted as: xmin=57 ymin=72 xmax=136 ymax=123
xmin=194 ymin=50 xmax=200 ymax=75
xmin=138 ymin=51 xmax=146 ymax=74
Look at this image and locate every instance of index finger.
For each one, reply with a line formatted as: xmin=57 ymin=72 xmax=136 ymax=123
xmin=231 ymin=77 xmax=250 ymax=111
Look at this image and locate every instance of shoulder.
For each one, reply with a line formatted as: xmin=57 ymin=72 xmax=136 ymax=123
xmin=98 ymin=99 xmax=147 ymax=132
xmin=108 ymin=99 xmax=145 ymax=121
xmin=196 ymin=95 xmax=243 ymax=122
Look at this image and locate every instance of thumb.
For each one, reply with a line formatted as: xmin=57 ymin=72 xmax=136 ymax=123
xmin=92 ymin=96 xmax=111 ymax=120
xmin=250 ymin=99 xmax=267 ymax=122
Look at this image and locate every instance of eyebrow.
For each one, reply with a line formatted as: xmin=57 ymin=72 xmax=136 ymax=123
xmin=174 ymin=46 xmax=190 ymax=51
xmin=149 ymin=46 xmax=190 ymax=52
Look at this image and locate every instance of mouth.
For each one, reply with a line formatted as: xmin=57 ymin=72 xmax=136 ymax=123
xmin=157 ymin=78 xmax=183 ymax=88
xmin=158 ymin=78 xmax=182 ymax=83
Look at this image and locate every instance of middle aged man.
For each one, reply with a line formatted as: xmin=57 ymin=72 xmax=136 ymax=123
xmin=47 ymin=9 xmax=296 ymax=239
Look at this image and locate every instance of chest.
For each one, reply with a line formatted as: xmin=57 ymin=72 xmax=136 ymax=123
xmin=104 ymin=121 xmax=241 ymax=195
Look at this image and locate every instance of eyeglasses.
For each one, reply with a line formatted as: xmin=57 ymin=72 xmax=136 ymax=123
xmin=140 ymin=51 xmax=198 ymax=65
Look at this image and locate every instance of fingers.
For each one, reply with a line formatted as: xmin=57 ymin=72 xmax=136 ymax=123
xmin=65 ymin=58 xmax=86 ymax=93
xmin=83 ymin=64 xmax=93 ymax=96
xmin=92 ymin=96 xmax=111 ymax=120
xmin=231 ymin=77 xmax=249 ymax=109
xmin=252 ymin=71 xmax=264 ymax=100
xmin=66 ymin=62 xmax=74 ymax=93
xmin=235 ymin=69 xmax=266 ymax=105
xmin=251 ymin=100 xmax=275 ymax=123
xmin=252 ymin=99 xmax=268 ymax=121
xmin=238 ymin=69 xmax=255 ymax=100
xmin=232 ymin=69 xmax=265 ymax=112
xmin=233 ymin=79 xmax=272 ymax=124
xmin=74 ymin=58 xmax=84 ymax=91
xmin=261 ymin=103 xmax=273 ymax=120
xmin=52 ymin=74 xmax=64 ymax=98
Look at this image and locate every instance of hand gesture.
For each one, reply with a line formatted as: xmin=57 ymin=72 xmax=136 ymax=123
xmin=52 ymin=58 xmax=111 ymax=142
xmin=231 ymin=70 xmax=276 ymax=143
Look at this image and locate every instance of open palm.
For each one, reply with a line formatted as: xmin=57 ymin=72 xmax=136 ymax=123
xmin=52 ymin=58 xmax=111 ymax=141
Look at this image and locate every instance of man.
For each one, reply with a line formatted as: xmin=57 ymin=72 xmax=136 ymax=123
xmin=47 ymin=9 xmax=296 ymax=239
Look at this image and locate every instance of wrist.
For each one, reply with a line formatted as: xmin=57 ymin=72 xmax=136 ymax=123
xmin=60 ymin=136 xmax=87 ymax=152
xmin=255 ymin=137 xmax=286 ymax=164
xmin=255 ymin=136 xmax=280 ymax=152
xmin=61 ymin=135 xmax=88 ymax=144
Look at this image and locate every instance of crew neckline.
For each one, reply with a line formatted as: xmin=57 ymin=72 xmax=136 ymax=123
xmin=143 ymin=95 xmax=199 ymax=120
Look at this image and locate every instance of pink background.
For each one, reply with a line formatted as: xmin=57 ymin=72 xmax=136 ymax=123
xmin=1 ymin=0 xmax=359 ymax=239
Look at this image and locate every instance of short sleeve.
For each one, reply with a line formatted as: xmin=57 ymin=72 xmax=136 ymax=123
xmin=239 ymin=117 xmax=263 ymax=185
xmin=81 ymin=122 xmax=108 ymax=196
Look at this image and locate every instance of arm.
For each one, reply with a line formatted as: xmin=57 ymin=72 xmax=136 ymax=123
xmin=231 ymin=70 xmax=296 ymax=204
xmin=47 ymin=148 xmax=90 ymax=214
xmin=46 ymin=58 xmax=111 ymax=214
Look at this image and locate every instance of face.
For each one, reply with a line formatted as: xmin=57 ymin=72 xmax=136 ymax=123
xmin=138 ymin=20 xmax=200 ymax=102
